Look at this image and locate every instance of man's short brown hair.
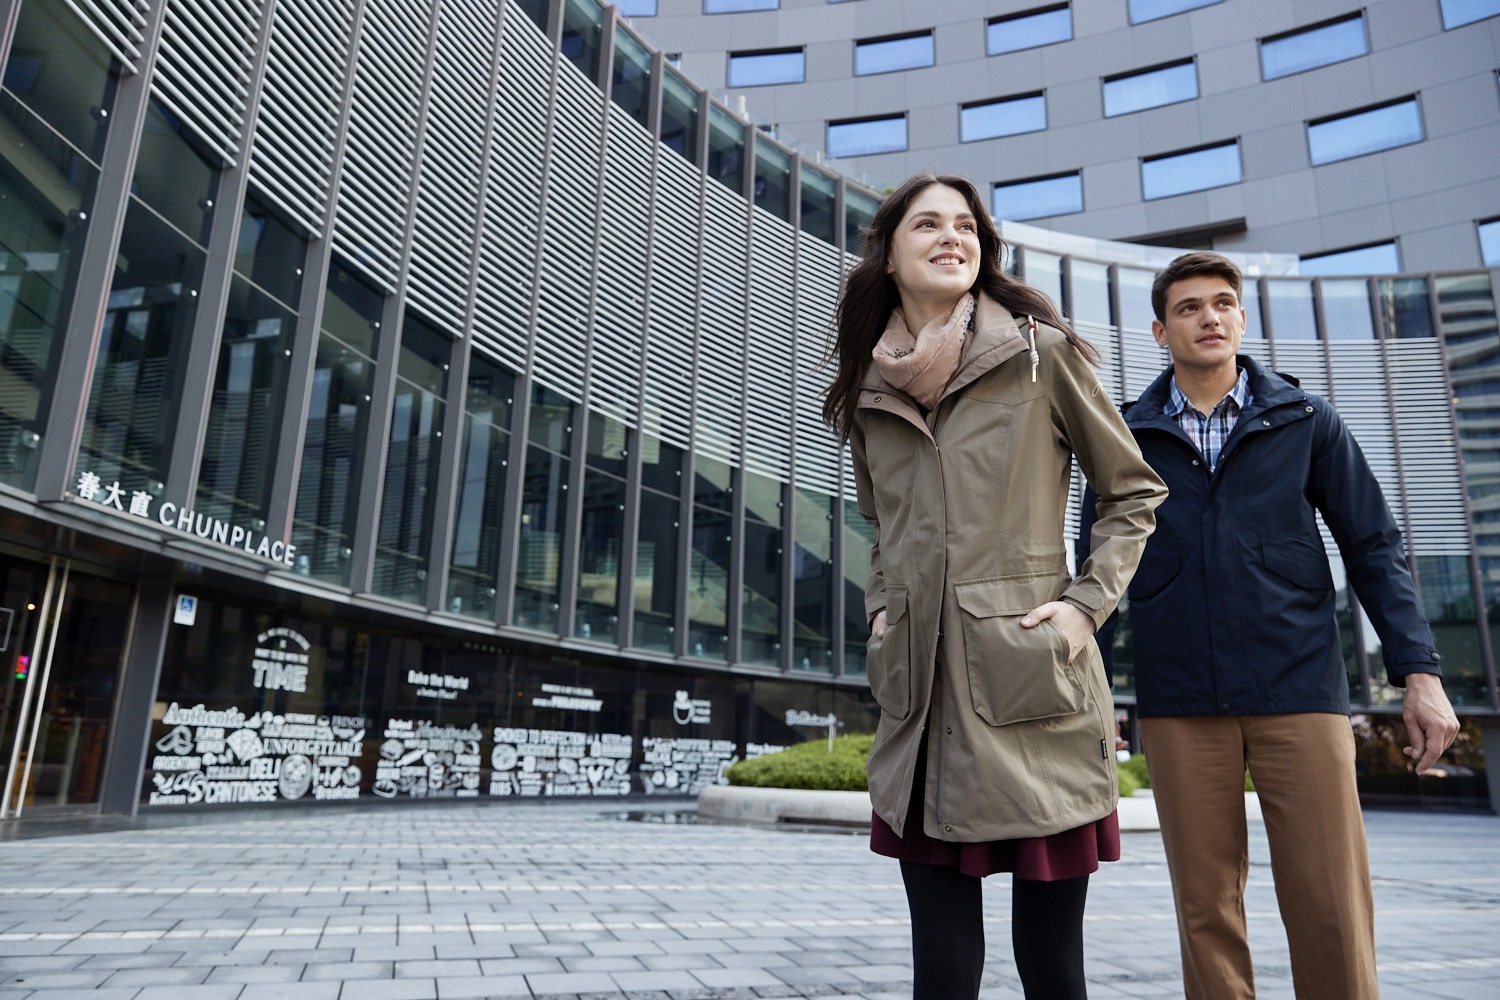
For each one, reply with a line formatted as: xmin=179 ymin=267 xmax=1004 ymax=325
xmin=1151 ymin=251 xmax=1243 ymax=323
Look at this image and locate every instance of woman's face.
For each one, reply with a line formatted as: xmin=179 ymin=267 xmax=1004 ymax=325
xmin=885 ymin=184 xmax=982 ymax=313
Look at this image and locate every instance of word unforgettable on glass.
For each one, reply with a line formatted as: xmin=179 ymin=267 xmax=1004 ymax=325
xmin=74 ymin=471 xmax=297 ymax=567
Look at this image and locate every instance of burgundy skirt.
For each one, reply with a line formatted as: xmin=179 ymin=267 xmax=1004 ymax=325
xmin=870 ymin=749 xmax=1121 ymax=881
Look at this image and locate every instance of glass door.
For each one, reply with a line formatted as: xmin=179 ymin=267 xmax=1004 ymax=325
xmin=0 ymin=558 xmax=133 ymax=817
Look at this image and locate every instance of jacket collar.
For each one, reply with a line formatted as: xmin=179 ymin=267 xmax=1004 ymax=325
xmin=1127 ymin=354 xmax=1302 ymax=428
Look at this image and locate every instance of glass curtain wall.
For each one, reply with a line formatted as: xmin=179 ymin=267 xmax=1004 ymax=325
xmin=76 ymin=102 xmax=217 ymax=498
xmin=447 ymin=353 xmax=514 ymax=619
xmin=292 ymin=259 xmax=382 ymax=582
xmin=514 ymin=384 xmax=572 ymax=632
xmin=842 ymin=498 xmax=872 ymax=676
xmin=689 ymin=454 xmax=732 ymax=659
xmin=1 ymin=3 xmax=118 ymax=492
xmin=633 ymin=436 xmax=682 ymax=651
xmin=792 ymin=487 xmax=832 ymax=672
xmin=741 ymin=470 xmax=783 ymax=665
xmin=195 ymin=198 xmax=306 ymax=525
xmin=373 ymin=313 xmax=450 ymax=603
xmin=577 ymin=413 xmax=627 ymax=642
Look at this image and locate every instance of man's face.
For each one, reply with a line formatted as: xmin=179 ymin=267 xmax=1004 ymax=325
xmin=1152 ymin=275 xmax=1245 ymax=374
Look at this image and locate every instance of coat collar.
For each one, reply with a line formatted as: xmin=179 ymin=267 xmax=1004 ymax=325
xmin=858 ymin=293 xmax=1030 ymax=405
xmin=1127 ymin=353 xmax=1303 ymax=428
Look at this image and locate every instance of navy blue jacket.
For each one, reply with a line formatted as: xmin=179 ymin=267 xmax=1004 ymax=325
xmin=1085 ymin=354 xmax=1441 ymax=718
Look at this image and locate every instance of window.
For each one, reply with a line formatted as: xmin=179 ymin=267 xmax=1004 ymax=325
xmin=727 ymin=48 xmax=804 ymax=87
xmin=1307 ymin=97 xmax=1422 ymax=165
xmin=987 ymin=5 xmax=1071 ymax=55
xmin=616 ymin=0 xmax=656 ymax=14
xmin=1480 ymin=218 xmax=1500 ymax=266
xmin=1441 ymin=0 xmax=1500 ymax=29
xmin=961 ymin=92 xmax=1046 ymax=142
xmin=708 ymin=104 xmax=746 ymax=192
xmin=801 ymin=166 xmax=837 ymax=244
xmin=660 ymin=69 xmax=700 ymax=164
xmin=705 ymin=0 xmax=777 ymax=11
xmin=1129 ymin=0 xmax=1220 ymax=23
xmin=1319 ymin=280 xmax=1376 ymax=339
xmin=1141 ymin=141 xmax=1241 ymax=199
xmin=1300 ymin=242 xmax=1400 ymax=276
xmin=1260 ymin=13 xmax=1367 ymax=80
xmin=855 ymin=31 xmax=934 ymax=75
xmin=611 ymin=29 xmax=653 ymax=127
xmin=1103 ymin=60 xmax=1197 ymax=117
xmin=446 ymin=354 xmax=514 ymax=620
xmin=845 ymin=186 xmax=880 ymax=253
xmin=826 ymin=114 xmax=907 ymax=157
xmin=992 ymin=172 xmax=1083 ymax=221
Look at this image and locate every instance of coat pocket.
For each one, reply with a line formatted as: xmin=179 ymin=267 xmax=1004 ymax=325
xmin=955 ymin=576 xmax=1084 ymax=726
xmin=867 ymin=586 xmax=911 ymax=719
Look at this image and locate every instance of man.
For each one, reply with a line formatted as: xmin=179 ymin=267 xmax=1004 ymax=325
xmin=1086 ymin=251 xmax=1459 ymax=999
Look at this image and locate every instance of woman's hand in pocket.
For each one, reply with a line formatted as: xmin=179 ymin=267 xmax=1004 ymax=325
xmin=871 ymin=609 xmax=889 ymax=640
xmin=1020 ymin=601 xmax=1093 ymax=662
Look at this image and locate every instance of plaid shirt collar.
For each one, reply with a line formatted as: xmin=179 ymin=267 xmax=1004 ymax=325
xmin=1165 ymin=367 xmax=1251 ymax=472
xmin=1165 ymin=366 xmax=1251 ymax=421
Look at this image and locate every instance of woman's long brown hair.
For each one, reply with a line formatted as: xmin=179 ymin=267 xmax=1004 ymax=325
xmin=821 ymin=173 xmax=1095 ymax=441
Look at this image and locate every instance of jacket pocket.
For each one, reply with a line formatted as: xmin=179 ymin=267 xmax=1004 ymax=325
xmin=1128 ymin=545 xmax=1181 ymax=603
xmin=1260 ymin=538 xmax=1334 ymax=592
xmin=867 ymin=586 xmax=911 ymax=719
xmin=956 ymin=576 xmax=1084 ymax=727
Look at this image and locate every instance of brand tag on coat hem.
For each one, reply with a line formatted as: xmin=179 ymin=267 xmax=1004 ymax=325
xmin=1100 ymin=739 xmax=1108 ymax=760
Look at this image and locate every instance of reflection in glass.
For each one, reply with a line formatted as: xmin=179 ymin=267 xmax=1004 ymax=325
xmin=76 ymin=201 xmax=204 ymax=492
xmin=845 ymin=187 xmax=879 ymax=254
xmin=826 ymin=115 xmax=906 ymax=158
xmin=1302 ymin=242 xmax=1399 ymax=276
xmin=742 ymin=472 xmax=783 ymax=666
xmin=634 ymin=437 xmax=682 ymax=651
xmin=1117 ymin=267 xmax=1154 ymax=332
xmin=842 ymin=498 xmax=872 ymax=675
xmin=5 ymin=0 xmax=116 ymax=159
xmin=235 ymin=195 xmax=307 ymax=308
xmin=611 ymin=29 xmax=653 ymax=128
xmin=1319 ymin=280 xmax=1375 ymax=340
xmin=854 ymin=33 xmax=934 ymax=76
xmin=660 ymin=69 xmax=699 ymax=164
xmin=1260 ymin=14 xmax=1367 ymax=80
xmin=993 ymin=173 xmax=1082 ymax=221
xmin=705 ymin=0 xmax=778 ymax=11
xmin=987 ymin=6 xmax=1071 ymax=55
xmin=1129 ymin=0 xmax=1219 ymax=23
xmin=373 ymin=315 xmax=450 ymax=604
xmin=1440 ymin=0 xmax=1500 ymax=29
xmin=727 ymin=49 xmax=804 ymax=87
xmin=447 ymin=354 xmax=514 ymax=619
xmin=708 ymin=104 xmax=746 ymax=193
xmin=1378 ymin=278 xmax=1434 ymax=339
xmin=793 ymin=488 xmax=832 ymax=672
xmin=800 ymin=166 xmax=837 ymax=244
xmin=133 ymin=101 xmax=218 ymax=245
xmin=196 ymin=277 xmax=293 ymax=524
xmin=689 ymin=507 xmax=730 ymax=659
xmin=561 ymin=0 xmax=605 ymax=79
xmin=961 ymin=93 xmax=1046 ymax=142
xmin=1416 ymin=555 xmax=1487 ymax=706
xmin=1022 ymin=249 xmax=1065 ymax=318
xmin=1103 ymin=61 xmax=1197 ymax=117
xmin=1481 ymin=219 xmax=1500 ymax=267
xmin=0 ymin=92 xmax=96 ymax=490
xmin=694 ymin=452 xmax=733 ymax=512
xmin=1308 ymin=99 xmax=1423 ymax=166
xmin=514 ymin=385 xmax=573 ymax=632
xmin=754 ymin=138 xmax=792 ymax=221
xmin=1141 ymin=142 xmax=1241 ymax=200
xmin=1070 ymin=260 xmax=1112 ymax=328
xmin=1242 ymin=278 xmax=1264 ymax=339
xmin=1267 ymin=279 xmax=1318 ymax=340
xmin=293 ymin=260 xmax=383 ymax=583
xmin=577 ymin=469 xmax=624 ymax=642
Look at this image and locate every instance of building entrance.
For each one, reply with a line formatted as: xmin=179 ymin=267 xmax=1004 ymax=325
xmin=0 ymin=557 xmax=134 ymax=817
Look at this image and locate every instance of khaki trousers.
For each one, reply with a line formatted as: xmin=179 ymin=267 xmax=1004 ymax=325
xmin=1140 ymin=714 xmax=1378 ymax=1000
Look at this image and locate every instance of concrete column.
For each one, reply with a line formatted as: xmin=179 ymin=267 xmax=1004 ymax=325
xmin=1481 ymin=720 xmax=1500 ymax=816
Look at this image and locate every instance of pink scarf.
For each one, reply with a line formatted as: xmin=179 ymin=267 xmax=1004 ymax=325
xmin=870 ymin=294 xmax=975 ymax=409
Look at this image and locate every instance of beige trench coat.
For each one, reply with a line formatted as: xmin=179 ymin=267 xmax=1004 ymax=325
xmin=850 ymin=297 xmax=1167 ymax=843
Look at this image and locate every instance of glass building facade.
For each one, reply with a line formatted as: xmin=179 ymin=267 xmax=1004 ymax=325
xmin=0 ymin=0 xmax=1494 ymax=819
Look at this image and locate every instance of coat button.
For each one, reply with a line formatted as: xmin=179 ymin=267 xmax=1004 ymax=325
xmin=1306 ymin=406 xmax=1314 ymax=413
xmin=1191 ymin=459 xmax=1200 ymax=466
xmin=873 ymin=395 xmax=882 ymax=402
xmin=1220 ymin=702 xmax=1231 ymax=711
xmin=944 ymin=824 xmax=953 ymax=834
xmin=946 ymin=726 xmax=953 ymax=735
xmin=1262 ymin=419 xmax=1270 ymax=426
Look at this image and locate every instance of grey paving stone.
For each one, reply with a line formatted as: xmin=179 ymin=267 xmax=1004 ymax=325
xmin=525 ymin=969 xmax=622 ymax=993
xmin=240 ymin=984 xmax=340 ymax=1000
xmin=433 ymin=973 xmax=532 ymax=998
xmin=303 ymin=959 xmax=394 ymax=980
xmin=336 ymin=979 xmax=438 ymax=999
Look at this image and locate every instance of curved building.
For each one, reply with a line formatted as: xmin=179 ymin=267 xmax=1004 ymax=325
xmin=0 ymin=0 xmax=1494 ymax=821
xmin=636 ymin=0 xmax=1500 ymax=273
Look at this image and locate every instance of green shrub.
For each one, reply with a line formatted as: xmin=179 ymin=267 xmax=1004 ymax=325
xmin=725 ymin=734 xmax=874 ymax=791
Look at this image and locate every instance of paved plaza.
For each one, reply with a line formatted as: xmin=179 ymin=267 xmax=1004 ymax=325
xmin=0 ymin=799 xmax=1494 ymax=999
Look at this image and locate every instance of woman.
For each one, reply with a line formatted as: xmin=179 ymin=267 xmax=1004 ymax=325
xmin=823 ymin=174 xmax=1166 ymax=999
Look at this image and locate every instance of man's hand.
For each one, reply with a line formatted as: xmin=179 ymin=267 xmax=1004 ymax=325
xmin=1401 ymin=672 xmax=1460 ymax=774
xmin=871 ymin=609 xmax=888 ymax=640
xmin=1021 ymin=601 xmax=1094 ymax=662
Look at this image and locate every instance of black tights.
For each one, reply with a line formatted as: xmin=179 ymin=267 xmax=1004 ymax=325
xmin=900 ymin=860 xmax=1090 ymax=1000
